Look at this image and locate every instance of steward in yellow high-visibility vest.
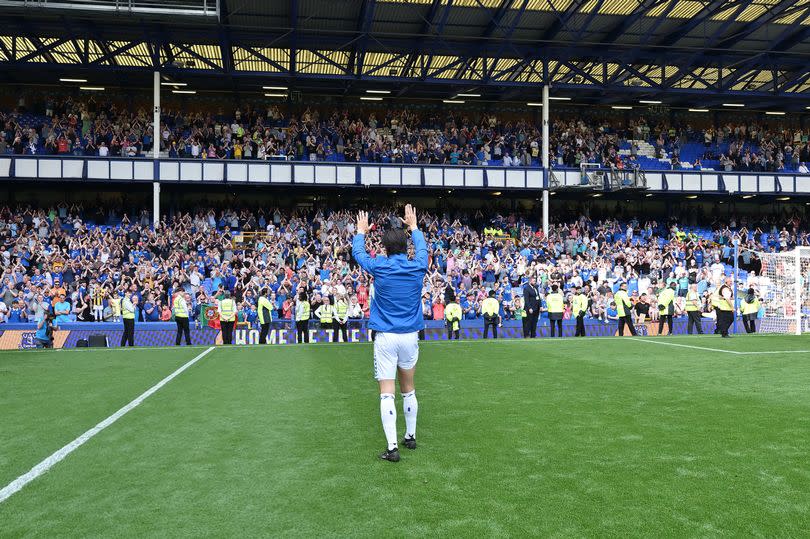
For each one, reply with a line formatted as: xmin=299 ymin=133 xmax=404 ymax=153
xmin=173 ymin=293 xmax=188 ymax=317
xmin=445 ymin=291 xmax=462 ymax=340
xmin=315 ymin=297 xmax=335 ymax=342
xmin=740 ymin=286 xmax=760 ymax=334
xmin=295 ymin=291 xmax=311 ymax=344
xmin=715 ymin=278 xmax=735 ymax=337
xmin=120 ymin=292 xmax=136 ymax=347
xmin=614 ymin=281 xmax=637 ymax=336
xmin=546 ymin=284 xmax=564 ymax=338
xmin=685 ymin=284 xmax=703 ymax=335
xmin=573 ymin=285 xmax=589 ymax=337
xmin=481 ymin=290 xmax=500 ymax=339
xmin=315 ymin=298 xmax=333 ymax=324
xmin=219 ymin=291 xmax=237 ymax=345
xmin=173 ymin=292 xmax=192 ymax=346
xmin=332 ymin=296 xmax=349 ymax=343
xmin=657 ymin=282 xmax=676 ymax=335
xmin=258 ymin=289 xmax=274 ymax=344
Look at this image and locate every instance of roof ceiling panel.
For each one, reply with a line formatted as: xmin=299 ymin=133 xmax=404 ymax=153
xmin=598 ymin=0 xmax=640 ymax=16
xmin=668 ymin=0 xmax=705 ymax=19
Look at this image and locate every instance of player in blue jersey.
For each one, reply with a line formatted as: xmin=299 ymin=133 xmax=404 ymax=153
xmin=352 ymin=204 xmax=429 ymax=462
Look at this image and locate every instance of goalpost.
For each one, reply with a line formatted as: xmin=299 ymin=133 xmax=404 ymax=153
xmin=750 ymin=246 xmax=810 ymax=335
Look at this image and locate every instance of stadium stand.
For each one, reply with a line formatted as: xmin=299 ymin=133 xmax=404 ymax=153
xmin=0 ymin=202 xmax=805 ymax=328
xmin=3 ymin=98 xmax=810 ymax=173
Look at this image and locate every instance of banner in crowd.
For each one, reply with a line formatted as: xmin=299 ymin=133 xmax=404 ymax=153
xmin=0 ymin=318 xmax=742 ymax=350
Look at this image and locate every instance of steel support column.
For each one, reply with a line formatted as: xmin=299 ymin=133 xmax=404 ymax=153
xmin=542 ymin=84 xmax=549 ymax=236
xmin=153 ymin=70 xmax=161 ymax=230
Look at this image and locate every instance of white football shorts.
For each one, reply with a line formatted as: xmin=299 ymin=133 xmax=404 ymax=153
xmin=373 ymin=331 xmax=419 ymax=380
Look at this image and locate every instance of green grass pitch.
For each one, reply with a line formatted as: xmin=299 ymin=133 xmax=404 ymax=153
xmin=2 ymin=335 xmax=810 ymax=537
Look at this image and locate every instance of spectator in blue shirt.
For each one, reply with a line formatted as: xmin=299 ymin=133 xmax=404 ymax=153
xmin=7 ymin=301 xmax=26 ymax=323
xmin=53 ymin=294 xmax=72 ymax=324
xmin=143 ymin=294 xmax=161 ymax=322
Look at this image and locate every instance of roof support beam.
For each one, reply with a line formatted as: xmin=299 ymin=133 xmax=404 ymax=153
xmin=662 ymin=0 xmax=757 ymax=91
xmin=573 ymin=0 xmax=606 ymax=42
xmin=16 ymin=37 xmax=70 ymax=64
xmin=348 ymin=0 xmax=377 ymax=76
xmin=398 ymin=0 xmax=454 ymax=95
xmin=656 ymin=0 xmax=742 ymax=47
xmin=170 ymin=43 xmax=223 ymax=71
xmin=639 ymin=0 xmax=680 ymax=46
xmin=218 ymin=0 xmax=234 ymax=75
xmin=715 ymin=0 xmax=803 ymax=50
xmin=290 ymin=0 xmax=298 ymax=75
xmin=237 ymin=45 xmax=290 ymax=73
xmin=486 ymin=0 xmax=530 ymax=79
xmin=781 ymin=69 xmax=810 ymax=93
xmin=601 ymin=0 xmax=670 ymax=45
xmin=541 ymin=0 xmax=590 ymax=41
xmin=90 ymin=40 xmax=141 ymax=66
xmin=768 ymin=24 xmax=810 ymax=53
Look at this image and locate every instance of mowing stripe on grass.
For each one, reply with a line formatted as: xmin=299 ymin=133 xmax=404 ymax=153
xmin=0 ymin=346 xmax=216 ymax=505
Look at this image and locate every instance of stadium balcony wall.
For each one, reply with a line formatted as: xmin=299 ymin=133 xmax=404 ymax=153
xmin=3 ymin=155 xmax=810 ymax=195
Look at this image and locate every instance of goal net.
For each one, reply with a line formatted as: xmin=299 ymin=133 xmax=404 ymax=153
xmin=752 ymin=247 xmax=810 ymax=335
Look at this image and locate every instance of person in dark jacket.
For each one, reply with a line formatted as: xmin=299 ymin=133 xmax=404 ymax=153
xmin=522 ymin=276 xmax=540 ymax=338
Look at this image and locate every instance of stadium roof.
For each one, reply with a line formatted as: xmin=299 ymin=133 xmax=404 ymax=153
xmin=1 ymin=0 xmax=810 ymax=109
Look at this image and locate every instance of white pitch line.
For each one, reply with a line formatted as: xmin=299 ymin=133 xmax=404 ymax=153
xmin=631 ymin=338 xmax=810 ymax=356
xmin=737 ymin=350 xmax=810 ymax=355
xmin=631 ymin=338 xmax=744 ymax=355
xmin=0 ymin=346 xmax=216 ymax=505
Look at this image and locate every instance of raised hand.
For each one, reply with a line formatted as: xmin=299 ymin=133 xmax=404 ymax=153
xmin=400 ymin=204 xmax=418 ymax=231
xmin=357 ymin=210 xmax=370 ymax=235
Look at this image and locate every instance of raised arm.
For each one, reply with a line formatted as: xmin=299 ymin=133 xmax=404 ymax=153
xmin=401 ymin=204 xmax=428 ymax=269
xmin=352 ymin=210 xmax=377 ymax=274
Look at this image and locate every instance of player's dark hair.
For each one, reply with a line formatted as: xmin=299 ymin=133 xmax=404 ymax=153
xmin=382 ymin=228 xmax=408 ymax=256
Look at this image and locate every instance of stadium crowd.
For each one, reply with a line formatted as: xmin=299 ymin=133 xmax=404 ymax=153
xmin=0 ymin=202 xmax=806 ymax=329
xmin=2 ymin=96 xmax=810 ymax=172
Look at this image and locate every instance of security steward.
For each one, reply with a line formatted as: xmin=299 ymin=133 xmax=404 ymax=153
xmin=219 ymin=291 xmax=237 ymax=345
xmin=295 ymin=291 xmax=311 ymax=344
xmin=740 ymin=286 xmax=760 ymax=334
xmin=315 ymin=297 xmax=334 ymax=342
xmin=120 ymin=291 xmax=137 ymax=347
xmin=332 ymin=294 xmax=349 ymax=343
xmin=444 ymin=291 xmax=462 ymax=340
xmin=657 ymin=282 xmax=677 ymax=335
xmin=258 ymin=288 xmax=274 ymax=344
xmin=546 ymin=284 xmax=565 ymax=338
xmin=481 ymin=290 xmax=500 ymax=339
xmin=173 ymin=291 xmax=192 ymax=345
xmin=573 ymin=286 xmax=589 ymax=337
xmin=716 ymin=277 xmax=735 ymax=338
xmin=615 ymin=281 xmax=636 ymax=336
xmin=685 ymin=283 xmax=703 ymax=335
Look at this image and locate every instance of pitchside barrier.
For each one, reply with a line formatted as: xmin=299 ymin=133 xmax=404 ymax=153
xmin=0 ymin=317 xmax=760 ymax=350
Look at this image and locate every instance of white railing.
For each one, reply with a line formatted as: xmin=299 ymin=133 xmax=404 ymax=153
xmin=2 ymin=155 xmax=810 ymax=194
